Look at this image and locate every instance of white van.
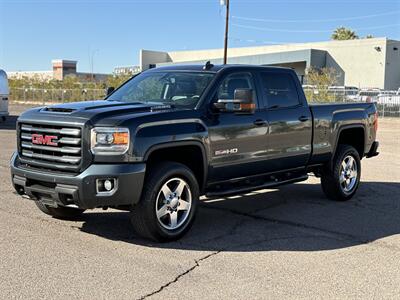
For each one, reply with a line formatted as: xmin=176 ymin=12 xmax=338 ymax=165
xmin=0 ymin=69 xmax=9 ymax=121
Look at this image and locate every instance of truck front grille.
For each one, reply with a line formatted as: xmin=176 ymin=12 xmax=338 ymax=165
xmin=19 ymin=123 xmax=83 ymax=172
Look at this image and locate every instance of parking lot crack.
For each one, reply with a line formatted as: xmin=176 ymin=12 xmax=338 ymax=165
xmin=138 ymin=251 xmax=220 ymax=300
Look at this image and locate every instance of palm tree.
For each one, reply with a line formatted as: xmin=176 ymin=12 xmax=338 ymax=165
xmin=331 ymin=27 xmax=359 ymax=40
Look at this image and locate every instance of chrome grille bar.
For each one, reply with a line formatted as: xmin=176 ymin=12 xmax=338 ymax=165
xmin=21 ymin=125 xmax=81 ymax=136
xmin=22 ymin=150 xmax=81 ymax=164
xmin=21 ymin=142 xmax=81 ymax=154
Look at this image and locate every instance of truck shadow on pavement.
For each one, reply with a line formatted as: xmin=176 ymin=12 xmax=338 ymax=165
xmin=79 ymin=181 xmax=400 ymax=252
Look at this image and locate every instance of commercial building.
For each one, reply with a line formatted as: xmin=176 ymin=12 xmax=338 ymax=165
xmin=8 ymin=60 xmax=109 ymax=81
xmin=139 ymin=37 xmax=400 ymax=90
xmin=113 ymin=65 xmax=141 ymax=75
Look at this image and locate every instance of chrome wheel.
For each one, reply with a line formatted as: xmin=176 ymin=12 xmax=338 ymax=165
xmin=155 ymin=177 xmax=192 ymax=230
xmin=339 ymin=155 xmax=358 ymax=194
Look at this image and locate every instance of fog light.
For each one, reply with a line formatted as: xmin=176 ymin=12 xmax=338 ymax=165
xmin=104 ymin=179 xmax=113 ymax=191
xmin=96 ymin=178 xmax=117 ymax=194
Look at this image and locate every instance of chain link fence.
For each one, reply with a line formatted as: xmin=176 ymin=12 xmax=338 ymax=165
xmin=9 ymin=88 xmax=106 ymax=105
xmin=304 ymin=87 xmax=400 ymax=118
xmin=8 ymin=87 xmax=400 ymax=118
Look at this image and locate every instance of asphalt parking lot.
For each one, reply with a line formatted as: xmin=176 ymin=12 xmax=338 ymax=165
xmin=1 ymin=104 xmax=400 ymax=299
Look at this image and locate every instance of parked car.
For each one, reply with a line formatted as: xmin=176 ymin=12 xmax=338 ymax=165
xmin=10 ymin=64 xmax=379 ymax=242
xmin=328 ymin=86 xmax=359 ymax=101
xmin=357 ymin=89 xmax=381 ymax=102
xmin=0 ymin=69 xmax=9 ymax=122
xmin=377 ymin=90 xmax=400 ymax=107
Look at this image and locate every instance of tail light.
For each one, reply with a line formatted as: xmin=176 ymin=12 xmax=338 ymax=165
xmin=373 ymin=111 xmax=378 ymax=132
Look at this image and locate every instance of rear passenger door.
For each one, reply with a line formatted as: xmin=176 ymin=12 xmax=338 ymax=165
xmin=258 ymin=70 xmax=313 ymax=172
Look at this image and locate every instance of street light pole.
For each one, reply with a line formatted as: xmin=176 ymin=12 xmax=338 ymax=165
xmin=223 ymin=0 xmax=230 ymax=64
xmin=90 ymin=49 xmax=99 ymax=82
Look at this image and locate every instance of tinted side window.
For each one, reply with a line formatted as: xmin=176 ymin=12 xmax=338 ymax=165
xmin=217 ymin=72 xmax=257 ymax=107
xmin=260 ymin=72 xmax=300 ymax=109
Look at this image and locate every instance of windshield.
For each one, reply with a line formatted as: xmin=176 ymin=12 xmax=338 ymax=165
xmin=107 ymin=71 xmax=215 ymax=108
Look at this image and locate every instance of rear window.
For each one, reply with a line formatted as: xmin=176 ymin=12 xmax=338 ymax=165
xmin=260 ymin=72 xmax=300 ymax=109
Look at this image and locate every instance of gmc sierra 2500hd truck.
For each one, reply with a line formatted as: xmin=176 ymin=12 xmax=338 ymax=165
xmin=10 ymin=64 xmax=379 ymax=242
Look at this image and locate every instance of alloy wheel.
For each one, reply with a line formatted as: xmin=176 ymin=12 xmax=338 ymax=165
xmin=155 ymin=177 xmax=192 ymax=230
xmin=339 ymin=155 xmax=358 ymax=194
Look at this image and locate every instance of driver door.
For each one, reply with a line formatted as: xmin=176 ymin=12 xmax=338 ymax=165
xmin=207 ymin=72 xmax=270 ymax=182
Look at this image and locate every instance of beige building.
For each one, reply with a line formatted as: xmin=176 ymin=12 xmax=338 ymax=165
xmin=140 ymin=37 xmax=400 ymax=90
xmin=8 ymin=59 xmax=109 ymax=81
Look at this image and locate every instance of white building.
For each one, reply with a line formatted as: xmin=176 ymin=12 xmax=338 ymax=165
xmin=139 ymin=37 xmax=400 ymax=90
xmin=114 ymin=65 xmax=141 ymax=75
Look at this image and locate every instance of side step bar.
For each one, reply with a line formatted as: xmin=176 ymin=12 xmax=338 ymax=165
xmin=206 ymin=175 xmax=308 ymax=198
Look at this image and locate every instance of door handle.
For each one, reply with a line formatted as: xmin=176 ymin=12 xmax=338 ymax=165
xmin=253 ymin=119 xmax=267 ymax=126
xmin=298 ymin=116 xmax=309 ymax=122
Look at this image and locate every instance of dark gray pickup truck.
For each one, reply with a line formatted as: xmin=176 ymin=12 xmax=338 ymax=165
xmin=10 ymin=64 xmax=379 ymax=241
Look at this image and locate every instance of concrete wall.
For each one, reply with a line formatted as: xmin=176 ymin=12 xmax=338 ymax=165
xmin=317 ymin=39 xmax=387 ymax=89
xmin=384 ymin=40 xmax=400 ymax=90
xmin=140 ymin=50 xmax=170 ymax=71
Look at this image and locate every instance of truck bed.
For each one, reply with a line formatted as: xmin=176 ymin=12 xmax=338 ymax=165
xmin=308 ymin=101 xmax=377 ymax=165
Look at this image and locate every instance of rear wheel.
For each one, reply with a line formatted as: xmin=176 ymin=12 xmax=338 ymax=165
xmin=35 ymin=201 xmax=85 ymax=219
xmin=321 ymin=144 xmax=361 ymax=201
xmin=130 ymin=162 xmax=199 ymax=242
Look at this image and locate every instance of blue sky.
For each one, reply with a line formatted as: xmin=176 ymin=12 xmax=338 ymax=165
xmin=0 ymin=0 xmax=399 ymax=73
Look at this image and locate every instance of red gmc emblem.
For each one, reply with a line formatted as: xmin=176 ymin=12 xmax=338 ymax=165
xmin=31 ymin=134 xmax=58 ymax=146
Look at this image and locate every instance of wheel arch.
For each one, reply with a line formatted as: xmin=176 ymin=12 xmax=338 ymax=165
xmin=333 ymin=124 xmax=366 ymax=160
xmin=144 ymin=141 xmax=208 ymax=193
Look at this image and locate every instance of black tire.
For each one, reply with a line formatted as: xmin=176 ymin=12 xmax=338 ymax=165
xmin=35 ymin=201 xmax=85 ymax=219
xmin=321 ymin=144 xmax=361 ymax=201
xmin=130 ymin=161 xmax=199 ymax=242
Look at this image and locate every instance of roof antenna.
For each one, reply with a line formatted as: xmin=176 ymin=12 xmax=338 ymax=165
xmin=203 ymin=61 xmax=214 ymax=70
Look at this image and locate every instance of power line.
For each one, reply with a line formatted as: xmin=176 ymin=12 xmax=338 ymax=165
xmin=229 ymin=36 xmax=400 ymax=47
xmin=232 ymin=10 xmax=400 ymax=23
xmin=231 ymin=23 xmax=400 ymax=33
xmin=230 ymin=37 xmax=288 ymax=45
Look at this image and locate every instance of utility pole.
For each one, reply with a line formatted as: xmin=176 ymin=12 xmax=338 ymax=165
xmin=222 ymin=0 xmax=230 ymax=64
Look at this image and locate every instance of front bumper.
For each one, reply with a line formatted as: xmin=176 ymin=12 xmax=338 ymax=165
xmin=10 ymin=152 xmax=146 ymax=209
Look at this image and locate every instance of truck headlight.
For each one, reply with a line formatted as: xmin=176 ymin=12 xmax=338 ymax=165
xmin=90 ymin=127 xmax=130 ymax=155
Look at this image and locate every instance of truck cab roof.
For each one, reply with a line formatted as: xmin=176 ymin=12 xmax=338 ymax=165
xmin=145 ymin=64 xmax=293 ymax=73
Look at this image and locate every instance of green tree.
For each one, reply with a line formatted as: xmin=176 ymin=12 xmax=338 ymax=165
xmin=331 ymin=27 xmax=359 ymax=40
xmin=304 ymin=67 xmax=339 ymax=102
xmin=106 ymin=74 xmax=133 ymax=89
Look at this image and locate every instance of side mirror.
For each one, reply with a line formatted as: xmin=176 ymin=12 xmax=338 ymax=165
xmin=106 ymin=87 xmax=115 ymax=97
xmin=213 ymin=88 xmax=255 ymax=114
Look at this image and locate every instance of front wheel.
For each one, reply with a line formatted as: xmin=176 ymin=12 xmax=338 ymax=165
xmin=35 ymin=201 xmax=85 ymax=219
xmin=130 ymin=162 xmax=199 ymax=242
xmin=321 ymin=144 xmax=361 ymax=201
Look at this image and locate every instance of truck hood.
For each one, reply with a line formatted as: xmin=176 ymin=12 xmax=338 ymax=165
xmin=43 ymin=100 xmax=172 ymax=116
xmin=19 ymin=100 xmax=175 ymax=126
